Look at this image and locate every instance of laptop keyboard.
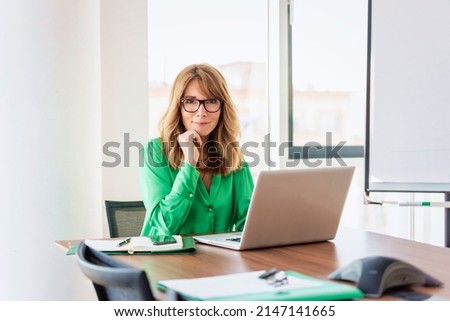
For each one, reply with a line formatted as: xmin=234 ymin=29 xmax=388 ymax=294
xmin=225 ymin=237 xmax=241 ymax=243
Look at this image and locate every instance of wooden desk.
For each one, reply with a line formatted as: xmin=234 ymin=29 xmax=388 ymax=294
xmin=58 ymin=227 xmax=450 ymax=300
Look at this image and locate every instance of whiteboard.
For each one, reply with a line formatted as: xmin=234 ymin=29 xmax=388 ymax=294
xmin=365 ymin=0 xmax=450 ymax=192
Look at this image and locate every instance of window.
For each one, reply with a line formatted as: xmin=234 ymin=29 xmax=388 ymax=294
xmin=289 ymin=0 xmax=367 ymax=159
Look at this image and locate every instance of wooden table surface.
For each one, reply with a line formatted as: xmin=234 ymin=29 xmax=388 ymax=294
xmin=57 ymin=227 xmax=450 ymax=300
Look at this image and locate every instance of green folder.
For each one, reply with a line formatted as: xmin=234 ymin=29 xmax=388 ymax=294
xmin=158 ymin=270 xmax=364 ymax=301
xmin=66 ymin=236 xmax=196 ymax=255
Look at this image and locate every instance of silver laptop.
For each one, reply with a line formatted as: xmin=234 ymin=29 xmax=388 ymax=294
xmin=193 ymin=166 xmax=355 ymax=250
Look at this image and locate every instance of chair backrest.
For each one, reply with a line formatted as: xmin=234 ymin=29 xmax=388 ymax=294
xmin=105 ymin=200 xmax=146 ymax=238
xmin=76 ymin=241 xmax=155 ymax=301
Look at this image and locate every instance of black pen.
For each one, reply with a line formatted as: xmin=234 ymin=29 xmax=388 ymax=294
xmin=116 ymin=237 xmax=132 ymax=248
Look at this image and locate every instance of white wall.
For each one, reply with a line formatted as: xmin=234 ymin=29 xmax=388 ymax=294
xmin=0 ymin=0 xmax=148 ymax=300
xmin=101 ymin=0 xmax=149 ymax=209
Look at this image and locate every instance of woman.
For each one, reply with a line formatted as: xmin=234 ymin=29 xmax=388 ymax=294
xmin=140 ymin=63 xmax=254 ymax=237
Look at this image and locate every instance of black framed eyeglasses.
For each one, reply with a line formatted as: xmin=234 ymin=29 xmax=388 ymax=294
xmin=258 ymin=268 xmax=289 ymax=287
xmin=181 ymin=97 xmax=222 ymax=113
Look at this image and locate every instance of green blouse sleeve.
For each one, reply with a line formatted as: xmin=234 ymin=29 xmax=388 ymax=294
xmin=139 ymin=139 xmax=200 ymax=236
xmin=232 ymin=161 xmax=254 ymax=231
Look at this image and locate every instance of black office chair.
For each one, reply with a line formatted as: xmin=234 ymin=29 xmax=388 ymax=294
xmin=76 ymin=241 xmax=155 ymax=301
xmin=105 ymin=200 xmax=146 ymax=238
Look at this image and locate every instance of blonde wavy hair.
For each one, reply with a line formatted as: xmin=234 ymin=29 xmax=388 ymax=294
xmin=159 ymin=63 xmax=243 ymax=175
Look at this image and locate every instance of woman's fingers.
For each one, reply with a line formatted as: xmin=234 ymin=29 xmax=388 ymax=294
xmin=177 ymin=130 xmax=201 ymax=166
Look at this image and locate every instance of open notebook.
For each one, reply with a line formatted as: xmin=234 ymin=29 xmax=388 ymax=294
xmin=81 ymin=235 xmax=197 ymax=255
xmin=194 ymin=166 xmax=355 ymax=250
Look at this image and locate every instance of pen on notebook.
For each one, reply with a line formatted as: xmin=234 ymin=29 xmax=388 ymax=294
xmin=116 ymin=237 xmax=132 ymax=247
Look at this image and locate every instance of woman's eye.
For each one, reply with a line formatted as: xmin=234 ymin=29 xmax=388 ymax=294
xmin=206 ymin=99 xmax=218 ymax=104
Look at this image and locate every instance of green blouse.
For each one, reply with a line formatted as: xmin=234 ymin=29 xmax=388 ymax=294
xmin=139 ymin=138 xmax=254 ymax=237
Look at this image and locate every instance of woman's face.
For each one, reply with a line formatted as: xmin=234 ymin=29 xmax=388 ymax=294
xmin=181 ymin=80 xmax=221 ymax=139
